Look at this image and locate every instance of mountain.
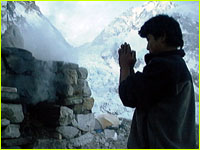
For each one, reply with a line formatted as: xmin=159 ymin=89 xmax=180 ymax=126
xmin=1 ymin=1 xmax=76 ymax=62
xmin=76 ymin=1 xmax=199 ymax=119
xmin=1 ymin=1 xmax=198 ymax=121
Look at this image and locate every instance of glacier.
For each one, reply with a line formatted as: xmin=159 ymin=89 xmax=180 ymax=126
xmin=1 ymin=1 xmax=199 ymax=124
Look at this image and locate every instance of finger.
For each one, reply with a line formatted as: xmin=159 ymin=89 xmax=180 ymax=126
xmin=121 ymin=44 xmax=127 ymax=54
xmin=124 ymin=42 xmax=129 ymax=54
xmin=127 ymin=44 xmax=131 ymax=53
xmin=121 ymin=44 xmax=124 ymax=49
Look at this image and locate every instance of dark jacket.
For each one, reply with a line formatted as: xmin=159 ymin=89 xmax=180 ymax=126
xmin=119 ymin=50 xmax=196 ymax=148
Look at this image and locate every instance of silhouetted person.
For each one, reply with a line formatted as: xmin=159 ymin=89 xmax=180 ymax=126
xmin=118 ymin=14 xmax=196 ymax=149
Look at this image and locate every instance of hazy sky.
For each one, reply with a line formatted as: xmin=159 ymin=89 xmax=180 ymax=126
xmin=36 ymin=1 xmax=199 ymax=47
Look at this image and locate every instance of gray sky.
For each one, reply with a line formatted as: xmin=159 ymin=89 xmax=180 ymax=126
xmin=36 ymin=1 xmax=199 ymax=47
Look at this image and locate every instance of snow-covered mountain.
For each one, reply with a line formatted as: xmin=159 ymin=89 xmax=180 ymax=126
xmin=1 ymin=1 xmax=76 ymax=62
xmin=76 ymin=1 xmax=199 ymax=120
xmin=1 ymin=1 xmax=198 ymax=122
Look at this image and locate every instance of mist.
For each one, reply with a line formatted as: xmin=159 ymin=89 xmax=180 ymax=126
xmin=1 ymin=1 xmax=78 ymax=64
xmin=21 ymin=21 xmax=78 ymax=63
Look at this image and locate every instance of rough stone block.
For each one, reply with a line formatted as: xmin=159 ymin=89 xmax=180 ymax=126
xmin=74 ymin=79 xmax=91 ymax=97
xmin=55 ymin=81 xmax=73 ymax=98
xmin=83 ymin=97 xmax=94 ymax=110
xmin=70 ymin=132 xmax=94 ymax=147
xmin=3 ymin=49 xmax=34 ymax=74
xmin=77 ymin=67 xmax=88 ymax=79
xmin=83 ymin=81 xmax=92 ymax=97
xmin=76 ymin=113 xmax=95 ymax=131
xmin=2 ymin=124 xmax=20 ymax=139
xmin=73 ymin=105 xmax=84 ymax=114
xmin=1 ymin=92 xmax=20 ymax=103
xmin=1 ymin=86 xmax=17 ymax=93
xmin=63 ymin=96 xmax=83 ymax=106
xmin=66 ymin=85 xmax=74 ymax=96
xmin=56 ymin=126 xmax=79 ymax=139
xmin=104 ymin=129 xmax=118 ymax=140
xmin=59 ymin=106 xmax=74 ymax=126
xmin=1 ymin=103 xmax=24 ymax=123
xmin=1 ymin=118 xmax=10 ymax=127
xmin=63 ymin=69 xmax=78 ymax=85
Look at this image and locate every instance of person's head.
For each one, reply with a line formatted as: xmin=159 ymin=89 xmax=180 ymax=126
xmin=138 ymin=14 xmax=183 ymax=54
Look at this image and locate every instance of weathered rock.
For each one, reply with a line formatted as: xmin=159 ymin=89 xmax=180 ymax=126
xmin=2 ymin=137 xmax=33 ymax=146
xmin=2 ymin=47 xmax=33 ymax=61
xmin=63 ymin=68 xmax=78 ymax=85
xmin=73 ymin=105 xmax=83 ymax=114
xmin=83 ymin=97 xmax=94 ymax=110
xmin=33 ymin=139 xmax=66 ymax=149
xmin=94 ymin=119 xmax=103 ymax=130
xmin=1 ymin=118 xmax=10 ymax=127
xmin=67 ymin=85 xmax=74 ymax=96
xmin=72 ymin=97 xmax=94 ymax=114
xmin=71 ymin=118 xmax=78 ymax=128
xmin=63 ymin=96 xmax=83 ymax=106
xmin=56 ymin=126 xmax=79 ymax=139
xmin=104 ymin=129 xmax=118 ymax=140
xmin=77 ymin=67 xmax=88 ymax=79
xmin=2 ymin=124 xmax=20 ymax=139
xmin=73 ymin=104 xmax=92 ymax=114
xmin=2 ymin=24 xmax=24 ymax=49
xmin=70 ymin=132 xmax=94 ymax=147
xmin=74 ymin=79 xmax=91 ymax=97
xmin=1 ymin=86 xmax=19 ymax=103
xmin=55 ymin=81 xmax=72 ymax=98
xmin=1 ymin=86 xmax=17 ymax=93
xmin=59 ymin=106 xmax=74 ymax=126
xmin=76 ymin=113 xmax=95 ymax=131
xmin=2 ymin=47 xmax=34 ymax=74
xmin=1 ymin=92 xmax=20 ymax=103
xmin=83 ymin=80 xmax=92 ymax=97
xmin=1 ymin=103 xmax=24 ymax=123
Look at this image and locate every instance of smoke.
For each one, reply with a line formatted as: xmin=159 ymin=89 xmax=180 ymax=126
xmin=20 ymin=20 xmax=78 ymax=63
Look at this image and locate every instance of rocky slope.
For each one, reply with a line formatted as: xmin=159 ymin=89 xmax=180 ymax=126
xmin=1 ymin=1 xmax=75 ymax=62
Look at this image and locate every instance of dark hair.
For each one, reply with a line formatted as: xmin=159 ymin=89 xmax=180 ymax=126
xmin=138 ymin=14 xmax=184 ymax=49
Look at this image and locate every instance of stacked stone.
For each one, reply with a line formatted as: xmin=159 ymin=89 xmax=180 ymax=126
xmin=1 ymin=87 xmax=30 ymax=149
xmin=32 ymin=61 xmax=96 ymax=149
xmin=1 ymin=47 xmax=96 ymax=148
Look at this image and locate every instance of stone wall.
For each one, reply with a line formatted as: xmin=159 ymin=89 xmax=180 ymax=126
xmin=1 ymin=47 xmax=96 ymax=149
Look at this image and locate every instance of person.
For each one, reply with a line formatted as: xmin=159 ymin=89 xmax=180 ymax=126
xmin=118 ymin=14 xmax=196 ymax=148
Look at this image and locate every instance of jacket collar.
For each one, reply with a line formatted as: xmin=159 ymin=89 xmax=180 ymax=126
xmin=144 ymin=49 xmax=185 ymax=64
